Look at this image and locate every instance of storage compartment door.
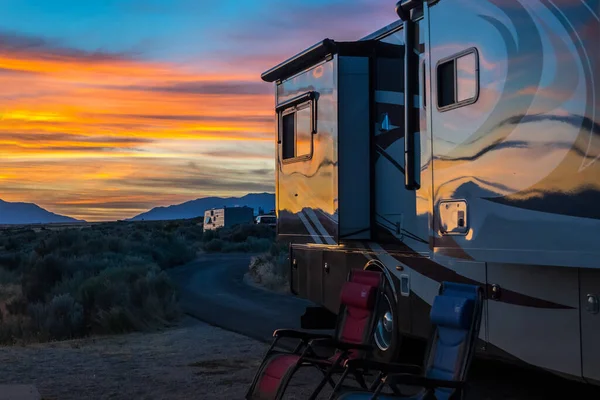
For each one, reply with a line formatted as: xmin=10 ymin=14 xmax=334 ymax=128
xmin=487 ymin=263 xmax=581 ymax=377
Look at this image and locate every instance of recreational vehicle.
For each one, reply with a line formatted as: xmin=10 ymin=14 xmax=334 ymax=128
xmin=262 ymin=0 xmax=600 ymax=385
xmin=202 ymin=206 xmax=254 ymax=232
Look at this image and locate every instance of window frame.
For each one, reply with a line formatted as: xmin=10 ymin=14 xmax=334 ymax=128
xmin=435 ymin=47 xmax=480 ymax=112
xmin=276 ymin=91 xmax=317 ymax=164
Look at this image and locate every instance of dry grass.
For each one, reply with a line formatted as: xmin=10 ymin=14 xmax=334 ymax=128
xmin=246 ymin=253 xmax=290 ymax=293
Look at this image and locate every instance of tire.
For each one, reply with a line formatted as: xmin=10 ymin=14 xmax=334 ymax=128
xmin=371 ymin=275 xmax=401 ymax=363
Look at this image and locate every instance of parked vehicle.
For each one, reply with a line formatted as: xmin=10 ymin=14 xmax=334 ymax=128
xmin=255 ymin=214 xmax=277 ymax=228
xmin=261 ymin=0 xmax=600 ymax=385
xmin=203 ymin=206 xmax=254 ymax=232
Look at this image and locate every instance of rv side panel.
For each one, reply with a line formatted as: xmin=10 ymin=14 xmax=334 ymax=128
xmin=428 ymin=0 xmax=600 ymax=381
xmin=276 ymin=59 xmax=338 ymax=244
xmin=338 ymin=56 xmax=371 ymax=240
xmin=429 ymin=0 xmax=600 ymax=269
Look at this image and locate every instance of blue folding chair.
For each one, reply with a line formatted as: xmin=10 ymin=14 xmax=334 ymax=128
xmin=330 ymin=281 xmax=484 ymax=400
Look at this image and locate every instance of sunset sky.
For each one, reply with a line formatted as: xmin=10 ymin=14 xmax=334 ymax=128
xmin=0 ymin=0 xmax=396 ymax=221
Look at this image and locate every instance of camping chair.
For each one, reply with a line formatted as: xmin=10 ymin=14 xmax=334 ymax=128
xmin=329 ymin=281 xmax=483 ymax=400
xmin=245 ymin=269 xmax=384 ymax=400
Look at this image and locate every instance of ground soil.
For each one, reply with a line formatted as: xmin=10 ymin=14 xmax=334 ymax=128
xmin=1 ymin=316 xmax=599 ymax=399
xmin=0 ymin=317 xmax=336 ymax=400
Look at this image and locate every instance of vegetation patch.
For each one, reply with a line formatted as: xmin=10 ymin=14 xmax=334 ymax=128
xmin=201 ymin=223 xmax=275 ymax=254
xmin=0 ymin=219 xmax=206 ymax=344
xmin=246 ymin=242 xmax=290 ymax=293
xmin=0 ymin=218 xmax=277 ymax=344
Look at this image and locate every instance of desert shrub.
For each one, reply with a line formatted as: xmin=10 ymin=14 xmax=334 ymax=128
xmin=0 ymin=267 xmax=19 ymax=285
xmin=247 ymin=250 xmax=290 ymax=293
xmin=219 ymin=223 xmax=275 ymax=242
xmin=28 ymin=293 xmax=84 ymax=340
xmin=0 ymin=218 xmax=207 ymax=343
xmin=202 ymin=229 xmax=218 ymax=243
xmin=151 ymin=235 xmax=196 ymax=269
xmin=221 ymin=237 xmax=272 ymax=253
xmin=6 ymin=296 xmax=28 ymax=315
xmin=93 ymin=306 xmax=144 ymax=334
xmin=201 ymin=223 xmax=275 ymax=253
xmin=0 ymin=253 xmax=23 ymax=271
xmin=204 ymin=238 xmax=224 ymax=252
xmin=21 ymin=254 xmax=71 ymax=302
xmin=77 ymin=264 xmax=179 ymax=335
xmin=0 ymin=314 xmax=30 ymax=344
xmin=246 ymin=237 xmax=273 ymax=252
xmin=50 ymin=270 xmax=89 ymax=299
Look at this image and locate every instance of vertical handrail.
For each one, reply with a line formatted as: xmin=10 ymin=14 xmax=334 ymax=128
xmin=397 ymin=0 xmax=422 ymax=191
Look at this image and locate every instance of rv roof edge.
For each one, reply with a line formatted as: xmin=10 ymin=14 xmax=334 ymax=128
xmin=261 ymin=39 xmax=401 ymax=83
xmin=261 ymin=38 xmax=335 ymax=83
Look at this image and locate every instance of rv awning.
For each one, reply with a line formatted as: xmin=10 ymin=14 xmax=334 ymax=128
xmin=261 ymin=38 xmax=400 ymax=83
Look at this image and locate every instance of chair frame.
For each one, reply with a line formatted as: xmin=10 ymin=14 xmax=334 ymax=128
xmin=328 ymin=281 xmax=484 ymax=400
xmin=245 ymin=269 xmax=385 ymax=400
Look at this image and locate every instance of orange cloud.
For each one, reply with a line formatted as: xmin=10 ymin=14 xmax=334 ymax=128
xmin=0 ymin=33 xmax=275 ymax=221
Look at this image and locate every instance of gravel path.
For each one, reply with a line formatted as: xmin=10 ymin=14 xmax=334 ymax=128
xmin=0 ymin=318 xmax=337 ymax=400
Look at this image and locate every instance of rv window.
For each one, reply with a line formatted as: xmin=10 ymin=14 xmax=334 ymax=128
xmin=296 ymin=105 xmax=311 ymax=157
xmin=438 ymin=61 xmax=455 ymax=108
xmin=282 ymin=113 xmax=295 ymax=159
xmin=279 ymin=99 xmax=314 ymax=162
xmin=437 ymin=48 xmax=479 ymax=111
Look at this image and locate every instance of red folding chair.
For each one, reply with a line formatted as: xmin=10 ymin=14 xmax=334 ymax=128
xmin=245 ymin=269 xmax=384 ymax=400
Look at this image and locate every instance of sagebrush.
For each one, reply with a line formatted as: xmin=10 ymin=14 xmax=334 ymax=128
xmin=0 ymin=219 xmax=203 ymax=344
xmin=247 ymin=242 xmax=290 ymax=293
xmin=0 ymin=219 xmax=276 ymax=344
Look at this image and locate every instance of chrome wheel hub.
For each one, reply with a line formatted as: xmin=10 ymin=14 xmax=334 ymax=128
xmin=374 ymin=296 xmax=394 ymax=351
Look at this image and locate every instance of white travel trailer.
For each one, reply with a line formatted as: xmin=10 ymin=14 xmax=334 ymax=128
xmin=203 ymin=206 xmax=254 ymax=232
xmin=261 ymin=0 xmax=600 ymax=385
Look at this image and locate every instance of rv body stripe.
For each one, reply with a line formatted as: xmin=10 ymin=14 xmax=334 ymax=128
xmin=367 ymin=241 xmax=574 ymax=310
xmin=316 ymin=209 xmax=337 ymax=224
xmin=297 ymin=211 xmax=323 ymax=244
xmin=304 ymin=208 xmax=336 ymax=245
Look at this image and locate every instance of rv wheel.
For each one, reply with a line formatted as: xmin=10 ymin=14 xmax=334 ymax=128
xmin=372 ymin=279 xmax=400 ymax=363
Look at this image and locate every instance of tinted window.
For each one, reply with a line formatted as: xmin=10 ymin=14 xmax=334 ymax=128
xmin=437 ymin=49 xmax=479 ymax=111
xmin=437 ymin=60 xmax=455 ymax=108
xmin=279 ymin=98 xmax=314 ymax=162
xmin=282 ymin=113 xmax=295 ymax=159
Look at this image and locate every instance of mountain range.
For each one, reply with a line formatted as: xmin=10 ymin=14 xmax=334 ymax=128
xmin=128 ymin=192 xmax=275 ymax=221
xmin=0 ymin=199 xmax=85 ymax=225
xmin=0 ymin=193 xmax=275 ymax=225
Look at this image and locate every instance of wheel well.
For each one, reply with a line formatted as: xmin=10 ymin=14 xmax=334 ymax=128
xmin=363 ymin=259 xmax=398 ymax=304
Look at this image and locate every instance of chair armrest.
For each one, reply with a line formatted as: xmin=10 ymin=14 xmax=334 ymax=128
xmin=344 ymin=359 xmax=422 ymax=375
xmin=383 ymin=373 xmax=465 ymax=389
xmin=308 ymin=337 xmax=374 ymax=352
xmin=272 ymin=329 xmax=332 ymax=341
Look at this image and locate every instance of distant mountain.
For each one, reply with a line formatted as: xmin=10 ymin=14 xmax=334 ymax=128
xmin=128 ymin=192 xmax=275 ymax=222
xmin=0 ymin=199 xmax=85 ymax=225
